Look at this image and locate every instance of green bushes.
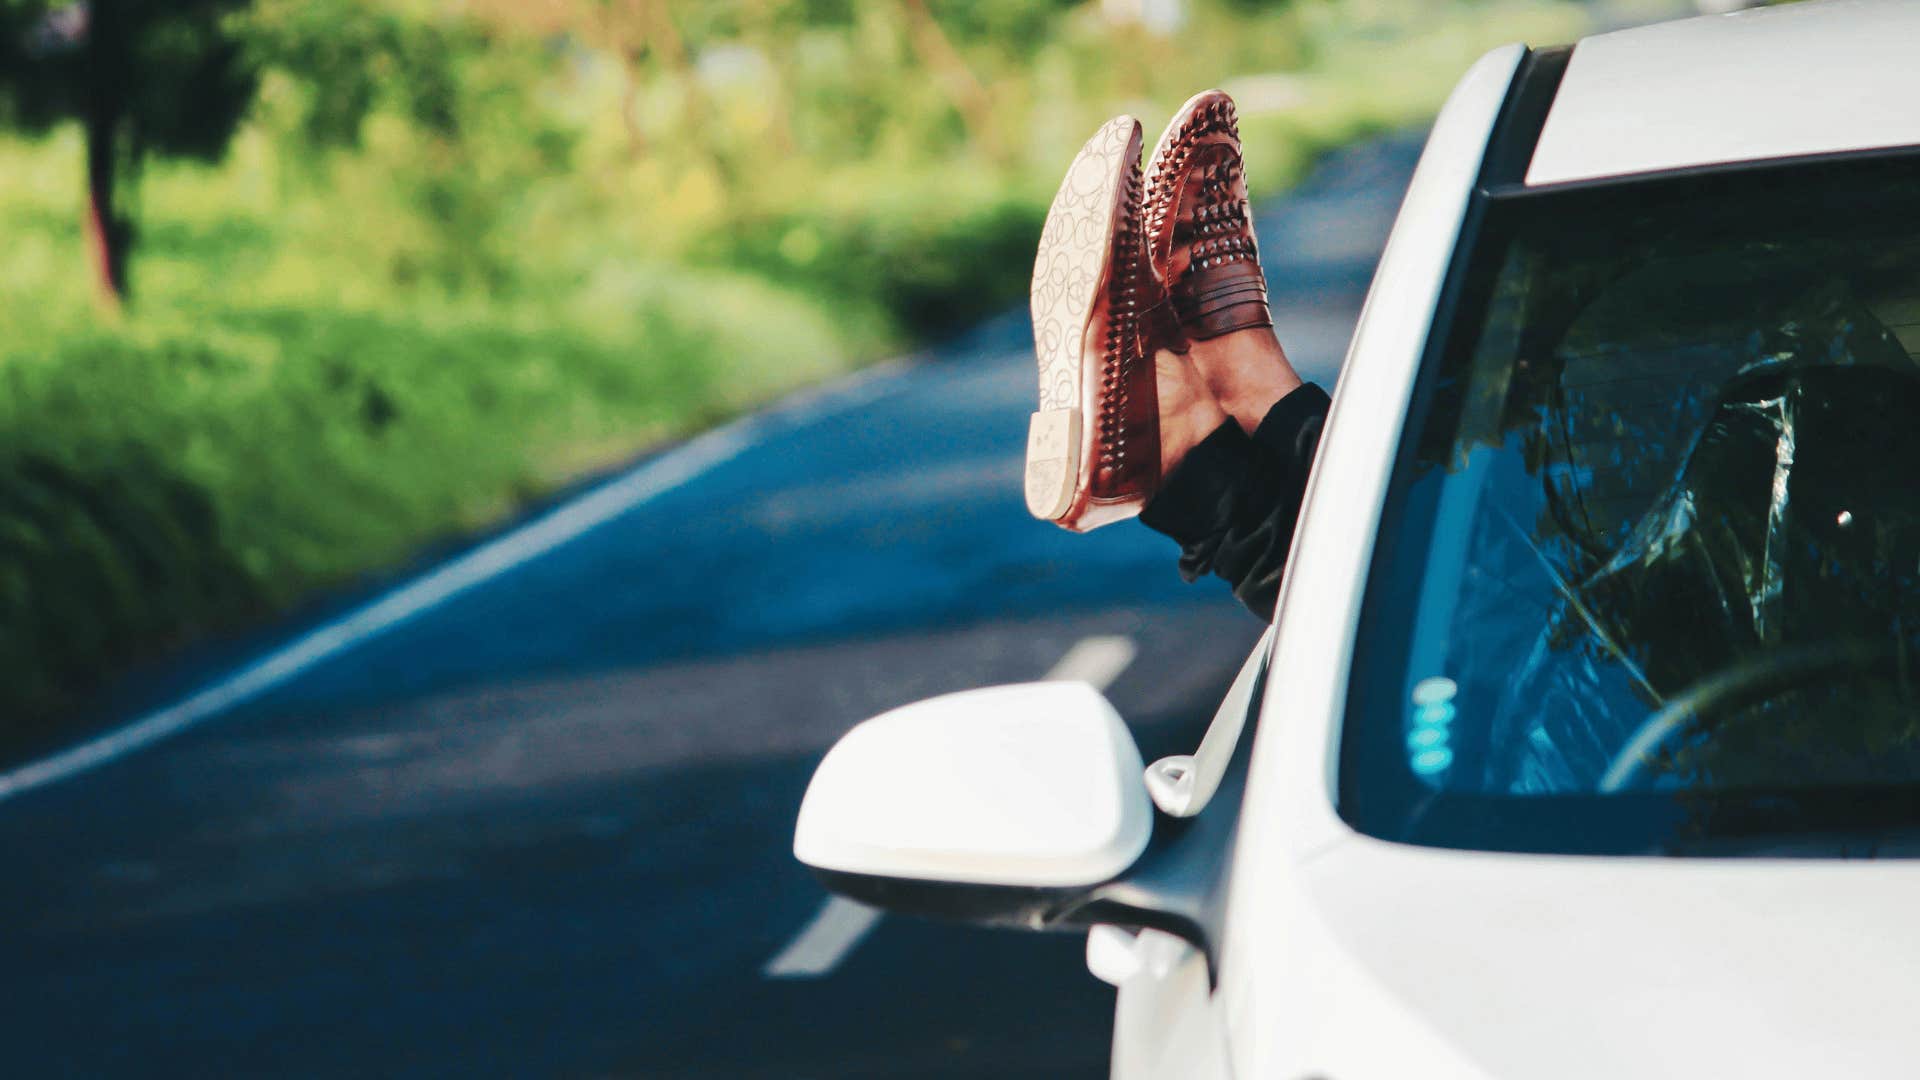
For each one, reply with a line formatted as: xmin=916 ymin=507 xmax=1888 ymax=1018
xmin=0 ymin=0 xmax=1594 ymax=749
xmin=0 ymin=442 xmax=247 ymax=742
xmin=717 ymin=192 xmax=1047 ymax=341
xmin=0 ymin=283 xmax=854 ymax=739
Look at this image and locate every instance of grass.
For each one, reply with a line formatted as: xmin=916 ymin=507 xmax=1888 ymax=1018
xmin=0 ymin=129 xmax=874 ymax=742
xmin=0 ymin=0 xmax=1594 ymax=751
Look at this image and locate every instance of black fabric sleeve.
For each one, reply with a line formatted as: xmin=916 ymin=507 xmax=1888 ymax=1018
xmin=1138 ymin=383 xmax=1331 ymax=620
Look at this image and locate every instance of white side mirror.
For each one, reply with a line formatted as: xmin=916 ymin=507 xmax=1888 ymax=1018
xmin=795 ymin=681 xmax=1152 ymax=909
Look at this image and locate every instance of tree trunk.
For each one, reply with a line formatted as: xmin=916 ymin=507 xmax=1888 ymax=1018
xmin=83 ymin=0 xmax=132 ymax=306
xmin=84 ymin=116 xmax=129 ymax=306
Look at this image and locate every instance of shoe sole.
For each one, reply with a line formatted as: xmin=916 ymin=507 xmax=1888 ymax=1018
xmin=1026 ymin=116 xmax=1142 ymax=522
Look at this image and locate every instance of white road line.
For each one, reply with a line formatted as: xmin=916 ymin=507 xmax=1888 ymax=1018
xmin=0 ymin=365 xmax=905 ymax=805
xmin=764 ymin=633 xmax=1138 ymax=980
xmin=1043 ymin=634 xmax=1137 ymax=691
xmin=763 ymin=897 xmax=883 ymax=979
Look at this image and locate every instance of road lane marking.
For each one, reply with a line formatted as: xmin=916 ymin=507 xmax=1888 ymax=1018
xmin=1043 ymin=634 xmax=1137 ymax=691
xmin=0 ymin=364 xmax=905 ymax=805
xmin=764 ymin=633 xmax=1138 ymax=979
xmin=763 ymin=897 xmax=883 ymax=979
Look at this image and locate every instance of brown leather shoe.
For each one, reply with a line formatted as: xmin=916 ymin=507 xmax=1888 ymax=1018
xmin=1143 ymin=90 xmax=1274 ymax=341
xmin=1027 ymin=117 xmax=1189 ymax=532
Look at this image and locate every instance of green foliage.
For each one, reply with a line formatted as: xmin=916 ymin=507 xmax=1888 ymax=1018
xmin=715 ymin=186 xmax=1045 ymax=341
xmin=0 ymin=129 xmax=857 ymax=740
xmin=0 ymin=0 xmax=1593 ymax=747
xmin=240 ymin=0 xmax=473 ymax=147
xmin=0 ymin=0 xmax=261 ymax=301
xmin=0 ymin=0 xmax=256 ymax=157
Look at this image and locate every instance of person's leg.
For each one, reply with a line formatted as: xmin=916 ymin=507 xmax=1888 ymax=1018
xmin=1141 ymin=91 xmax=1314 ymax=431
xmin=1155 ymin=346 xmax=1229 ymax=475
xmin=1145 ymin=328 xmax=1328 ymax=622
xmin=1133 ymin=90 xmax=1331 ymax=619
xmin=1142 ymin=365 xmax=1329 ymax=619
xmin=1024 ymin=101 xmax=1331 ymax=619
xmin=1186 ymin=325 xmax=1302 ymax=437
xmin=1026 ymin=116 xmax=1232 ymax=533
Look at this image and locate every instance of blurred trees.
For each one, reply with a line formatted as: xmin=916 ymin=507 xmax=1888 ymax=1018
xmin=0 ymin=0 xmax=1592 ymax=315
xmin=0 ymin=0 xmax=1592 ymax=739
xmin=0 ymin=0 xmax=257 ymax=304
xmin=239 ymin=0 xmax=562 ymax=295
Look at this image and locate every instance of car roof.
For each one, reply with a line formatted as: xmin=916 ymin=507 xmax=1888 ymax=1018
xmin=1527 ymin=0 xmax=1920 ymax=186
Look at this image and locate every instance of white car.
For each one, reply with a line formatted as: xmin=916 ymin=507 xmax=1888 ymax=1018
xmin=794 ymin=2 xmax=1920 ymax=1076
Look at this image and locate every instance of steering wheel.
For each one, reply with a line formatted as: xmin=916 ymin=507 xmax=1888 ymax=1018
xmin=1599 ymin=639 xmax=1906 ymax=793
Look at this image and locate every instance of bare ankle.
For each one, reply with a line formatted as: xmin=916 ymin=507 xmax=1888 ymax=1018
xmin=1156 ymin=349 xmax=1228 ymax=475
xmin=1189 ymin=327 xmax=1302 ymax=434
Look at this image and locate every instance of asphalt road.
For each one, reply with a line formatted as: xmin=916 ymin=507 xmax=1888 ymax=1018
xmin=1 ymin=134 xmax=1417 ymax=1078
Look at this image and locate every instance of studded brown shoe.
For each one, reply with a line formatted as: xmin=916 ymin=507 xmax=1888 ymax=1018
xmin=1027 ymin=116 xmax=1189 ymax=532
xmin=1143 ymin=90 xmax=1274 ymax=341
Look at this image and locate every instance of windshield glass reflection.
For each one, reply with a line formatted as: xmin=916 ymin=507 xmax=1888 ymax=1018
xmin=1342 ymin=157 xmax=1920 ymax=854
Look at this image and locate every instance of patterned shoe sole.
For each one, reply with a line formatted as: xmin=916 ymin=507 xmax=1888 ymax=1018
xmin=1026 ymin=116 xmax=1143 ymax=522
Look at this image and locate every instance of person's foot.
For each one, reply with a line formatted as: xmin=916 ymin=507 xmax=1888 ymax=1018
xmin=1143 ymin=91 xmax=1300 ymax=433
xmin=1027 ymin=116 xmax=1200 ymax=531
xmin=1144 ymin=90 xmax=1270 ymax=340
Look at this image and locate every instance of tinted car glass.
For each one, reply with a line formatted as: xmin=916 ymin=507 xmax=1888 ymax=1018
xmin=1341 ymin=153 xmax=1920 ymax=855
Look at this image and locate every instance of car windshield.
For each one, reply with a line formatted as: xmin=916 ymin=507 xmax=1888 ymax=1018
xmin=1340 ymin=153 xmax=1920 ymax=856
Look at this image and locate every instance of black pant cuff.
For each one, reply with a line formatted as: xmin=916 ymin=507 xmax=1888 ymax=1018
xmin=1139 ymin=421 xmax=1256 ymax=546
xmin=1251 ymin=382 xmax=1331 ymax=461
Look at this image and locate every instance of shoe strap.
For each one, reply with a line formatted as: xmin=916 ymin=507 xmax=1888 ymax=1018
xmin=1177 ymin=261 xmax=1271 ymax=340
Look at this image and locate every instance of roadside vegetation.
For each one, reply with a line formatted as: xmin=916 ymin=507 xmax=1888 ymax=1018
xmin=0 ymin=0 xmax=1588 ymax=750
